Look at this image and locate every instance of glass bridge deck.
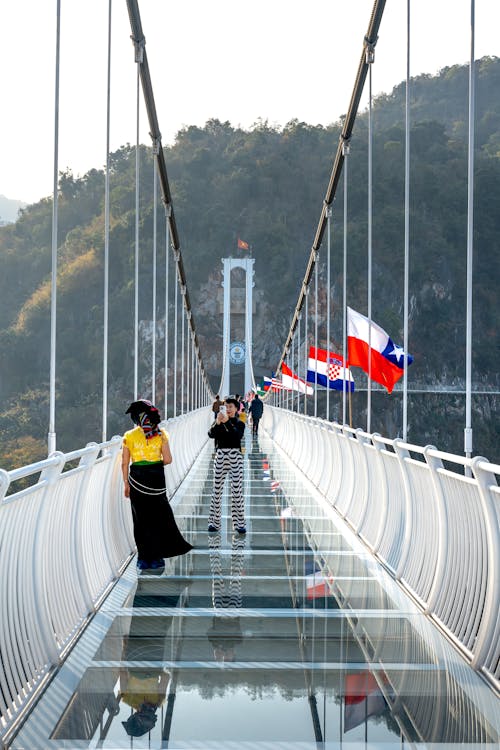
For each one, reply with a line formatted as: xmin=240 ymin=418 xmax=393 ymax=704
xmin=11 ymin=434 xmax=499 ymax=749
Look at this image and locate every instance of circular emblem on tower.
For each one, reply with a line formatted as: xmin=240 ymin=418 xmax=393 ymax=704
xmin=229 ymin=341 xmax=246 ymax=365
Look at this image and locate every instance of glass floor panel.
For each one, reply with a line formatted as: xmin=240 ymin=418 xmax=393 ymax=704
xmin=11 ymin=432 xmax=500 ymax=749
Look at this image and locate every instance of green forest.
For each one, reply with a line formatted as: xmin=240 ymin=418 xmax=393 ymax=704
xmin=0 ymin=57 xmax=499 ymax=469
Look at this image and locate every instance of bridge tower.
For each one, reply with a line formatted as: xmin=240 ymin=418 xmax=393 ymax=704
xmin=221 ymin=257 xmax=255 ymax=398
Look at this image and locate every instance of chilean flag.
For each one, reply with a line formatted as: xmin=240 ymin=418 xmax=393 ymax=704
xmin=347 ymin=307 xmax=413 ymax=394
xmin=307 ymin=346 xmax=355 ymax=392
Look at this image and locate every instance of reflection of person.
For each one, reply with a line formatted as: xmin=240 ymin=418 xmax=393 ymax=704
xmin=207 ymin=532 xmax=245 ymax=661
xmin=120 ymin=580 xmax=181 ymax=738
xmin=122 ymin=398 xmax=193 ymax=570
xmin=207 ymin=396 xmax=246 ymax=533
xmin=249 ymin=393 xmax=264 ymax=435
xmin=120 ymin=673 xmax=169 ymax=737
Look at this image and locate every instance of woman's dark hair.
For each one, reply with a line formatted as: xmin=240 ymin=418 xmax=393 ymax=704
xmin=125 ymin=399 xmax=161 ymax=425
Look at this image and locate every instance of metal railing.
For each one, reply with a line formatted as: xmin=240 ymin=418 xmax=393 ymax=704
xmin=0 ymin=408 xmax=210 ymax=743
xmin=262 ymin=406 xmax=500 ymax=693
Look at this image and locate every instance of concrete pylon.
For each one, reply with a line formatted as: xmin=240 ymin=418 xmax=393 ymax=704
xmin=221 ymin=257 xmax=255 ymax=397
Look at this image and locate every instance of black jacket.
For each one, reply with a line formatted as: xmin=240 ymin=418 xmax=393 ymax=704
xmin=249 ymin=398 xmax=264 ymax=419
xmin=208 ymin=417 xmax=245 ymax=450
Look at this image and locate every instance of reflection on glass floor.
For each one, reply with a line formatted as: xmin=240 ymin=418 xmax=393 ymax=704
xmin=11 ymin=433 xmax=500 ymax=749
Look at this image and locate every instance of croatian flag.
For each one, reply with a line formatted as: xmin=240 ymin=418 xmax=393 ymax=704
xmin=282 ymin=363 xmax=314 ymax=395
xmin=307 ymin=346 xmax=355 ymax=392
xmin=347 ymin=307 xmax=413 ymax=394
xmin=304 ymin=560 xmax=332 ymax=600
xmin=344 ymin=672 xmax=388 ymax=732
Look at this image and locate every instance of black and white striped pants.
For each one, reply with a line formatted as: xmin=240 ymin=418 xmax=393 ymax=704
xmin=209 ymin=448 xmax=245 ymax=530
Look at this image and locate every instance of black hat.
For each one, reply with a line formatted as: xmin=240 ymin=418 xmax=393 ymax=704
xmin=122 ymin=703 xmax=158 ymax=737
xmin=125 ymin=399 xmax=161 ymax=425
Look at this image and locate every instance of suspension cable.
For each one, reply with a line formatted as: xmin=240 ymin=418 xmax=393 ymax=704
xmin=465 ymin=0 xmax=475 ymax=460
xmin=403 ymin=0 xmax=411 ymax=441
xmin=152 ymin=148 xmax=158 ymax=404
xmin=274 ymin=0 xmax=386 ymax=378
xmin=126 ymin=0 xmax=213 ymax=409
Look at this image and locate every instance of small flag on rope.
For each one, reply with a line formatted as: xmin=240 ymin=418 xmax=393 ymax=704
xmin=282 ymin=363 xmax=314 ymax=395
xmin=237 ymin=237 xmax=250 ymax=251
xmin=271 ymin=377 xmax=285 ymax=391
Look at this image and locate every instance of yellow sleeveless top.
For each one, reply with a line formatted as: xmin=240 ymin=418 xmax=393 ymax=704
xmin=123 ymin=426 xmax=169 ymax=463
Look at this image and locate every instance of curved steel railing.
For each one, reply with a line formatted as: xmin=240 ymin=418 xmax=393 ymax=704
xmin=0 ymin=407 xmax=210 ymax=743
xmin=262 ymin=406 xmax=500 ymax=693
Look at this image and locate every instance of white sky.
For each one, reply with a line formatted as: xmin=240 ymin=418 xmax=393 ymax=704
xmin=2 ymin=0 xmax=499 ymax=204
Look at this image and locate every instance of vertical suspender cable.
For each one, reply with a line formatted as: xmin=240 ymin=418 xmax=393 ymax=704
xmin=164 ymin=208 xmax=170 ymax=418
xmin=326 ymin=206 xmax=332 ymax=421
xmin=186 ymin=322 xmax=190 ymax=412
xmin=314 ymin=258 xmax=319 ymax=417
xmin=181 ymin=296 xmax=185 ymax=414
xmin=48 ymin=0 xmax=61 ymax=454
xmin=367 ymin=45 xmax=374 ymax=434
xmin=296 ymin=318 xmax=301 ymax=412
xmin=403 ymin=0 xmax=411 ymax=442
xmin=152 ymin=155 xmax=157 ymax=403
xmin=134 ymin=62 xmax=140 ymax=399
xmin=102 ymin=0 xmax=112 ymax=443
xmin=465 ymin=0 xmax=475 ymax=460
xmin=342 ymin=140 xmax=349 ymax=427
xmin=173 ymin=273 xmax=178 ymax=417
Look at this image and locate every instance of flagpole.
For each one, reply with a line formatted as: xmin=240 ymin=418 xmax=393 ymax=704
xmin=326 ymin=204 xmax=332 ymax=422
xmin=366 ymin=43 xmax=375 ymax=434
xmin=314 ymin=256 xmax=319 ymax=417
xmin=342 ymin=139 xmax=350 ymax=428
xmin=304 ymin=287 xmax=309 ymax=416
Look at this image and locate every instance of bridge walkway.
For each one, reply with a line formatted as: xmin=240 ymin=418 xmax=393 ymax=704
xmin=10 ymin=433 xmax=499 ymax=749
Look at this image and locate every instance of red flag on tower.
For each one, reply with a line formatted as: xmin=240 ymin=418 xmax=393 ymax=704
xmin=237 ymin=237 xmax=250 ymax=251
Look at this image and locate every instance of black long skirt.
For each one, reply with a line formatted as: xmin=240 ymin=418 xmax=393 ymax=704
xmin=129 ymin=463 xmax=193 ymax=560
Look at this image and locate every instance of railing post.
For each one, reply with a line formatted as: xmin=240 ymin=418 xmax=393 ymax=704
xmin=393 ymin=439 xmax=415 ymax=581
xmin=470 ymin=456 xmax=500 ymax=672
xmin=73 ymin=443 xmax=101 ymax=613
xmin=423 ymin=446 xmax=448 ymax=613
xmin=370 ymin=434 xmax=389 ymax=555
xmin=35 ymin=452 xmax=66 ymax=664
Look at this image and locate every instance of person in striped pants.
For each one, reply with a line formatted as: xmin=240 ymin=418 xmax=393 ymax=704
xmin=207 ymin=396 xmax=246 ymax=533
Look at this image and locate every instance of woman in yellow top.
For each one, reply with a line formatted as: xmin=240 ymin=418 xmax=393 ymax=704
xmin=122 ymin=399 xmax=192 ymax=570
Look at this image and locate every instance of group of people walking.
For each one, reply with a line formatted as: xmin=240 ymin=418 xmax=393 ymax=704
xmin=121 ymin=391 xmax=264 ymax=570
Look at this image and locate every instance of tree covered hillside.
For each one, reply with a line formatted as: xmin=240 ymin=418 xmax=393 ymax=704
xmin=0 ymin=57 xmax=499 ymax=469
